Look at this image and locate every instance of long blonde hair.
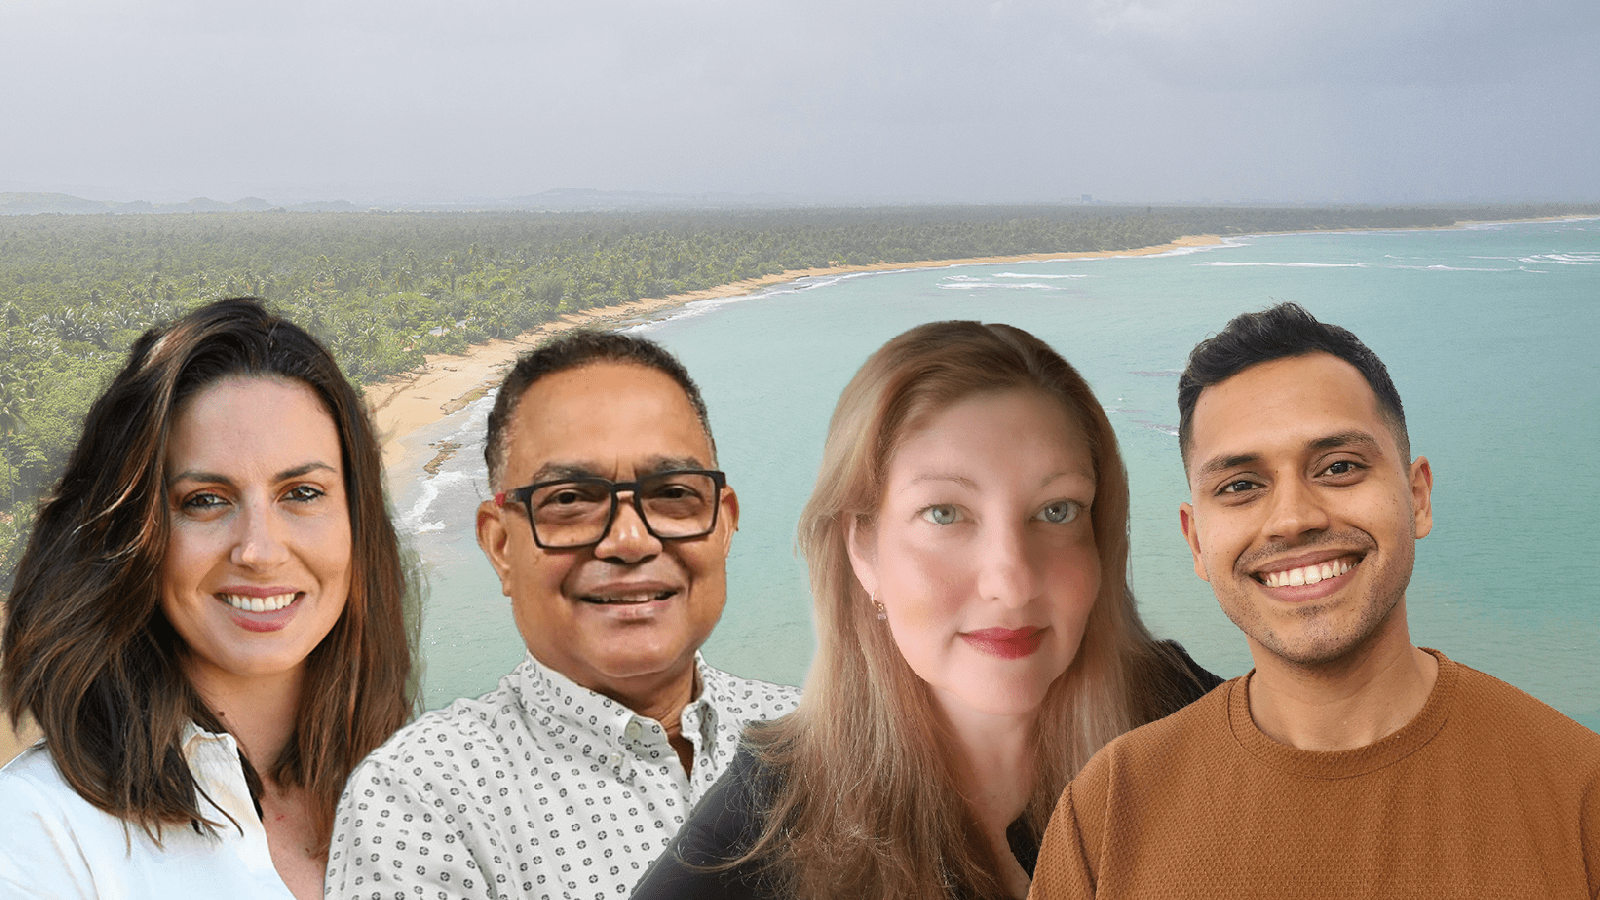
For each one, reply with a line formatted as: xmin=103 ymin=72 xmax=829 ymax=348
xmin=741 ymin=321 xmax=1196 ymax=899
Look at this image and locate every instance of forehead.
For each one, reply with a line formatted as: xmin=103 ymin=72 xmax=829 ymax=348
xmin=504 ymin=361 xmax=712 ymax=478
xmin=890 ymin=389 xmax=1092 ymax=479
xmin=1189 ymin=352 xmax=1397 ymax=464
xmin=169 ymin=377 xmax=340 ymax=464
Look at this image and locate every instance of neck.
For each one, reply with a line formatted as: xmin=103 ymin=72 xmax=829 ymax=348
xmin=188 ymin=663 xmax=304 ymax=774
xmin=938 ymin=698 xmax=1035 ymax=899
xmin=582 ymin=660 xmax=701 ymax=774
xmin=938 ymin=698 xmax=1034 ymax=836
xmin=1247 ymin=602 xmax=1439 ymax=751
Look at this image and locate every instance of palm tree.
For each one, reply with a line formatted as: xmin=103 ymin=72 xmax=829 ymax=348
xmin=0 ymin=379 xmax=23 ymax=505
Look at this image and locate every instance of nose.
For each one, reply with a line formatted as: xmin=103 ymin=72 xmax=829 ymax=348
xmin=592 ymin=492 xmax=663 ymax=565
xmin=976 ymin=520 xmax=1039 ymax=608
xmin=231 ymin=502 xmax=290 ymax=569
xmin=1262 ymin=475 xmax=1330 ymax=542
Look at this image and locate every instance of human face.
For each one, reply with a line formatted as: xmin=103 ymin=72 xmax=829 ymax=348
xmin=1180 ymin=352 xmax=1433 ymax=671
xmin=476 ymin=362 xmax=739 ymax=700
xmin=848 ymin=389 xmax=1100 ymax=723
xmin=161 ymin=377 xmax=352 ymax=698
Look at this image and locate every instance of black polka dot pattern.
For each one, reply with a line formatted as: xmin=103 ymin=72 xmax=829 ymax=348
xmin=326 ymin=654 xmax=798 ymax=900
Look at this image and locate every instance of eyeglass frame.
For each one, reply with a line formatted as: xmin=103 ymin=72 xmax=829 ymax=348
xmin=494 ymin=468 xmax=728 ymax=550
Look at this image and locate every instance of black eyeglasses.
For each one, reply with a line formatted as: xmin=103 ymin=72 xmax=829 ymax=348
xmin=495 ymin=469 xmax=726 ymax=550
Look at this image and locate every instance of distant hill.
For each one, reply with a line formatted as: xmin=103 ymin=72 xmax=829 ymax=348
xmin=480 ymin=187 xmax=814 ymax=211
xmin=0 ymin=192 xmax=358 ymax=215
xmin=0 ymin=189 xmax=824 ymax=215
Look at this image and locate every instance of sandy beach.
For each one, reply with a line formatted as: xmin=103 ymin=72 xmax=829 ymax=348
xmin=368 ymin=234 xmax=1224 ymax=487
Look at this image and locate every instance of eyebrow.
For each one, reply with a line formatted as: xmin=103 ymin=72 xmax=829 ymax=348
xmin=1309 ymin=430 xmax=1383 ymax=455
xmin=909 ymin=470 xmax=1094 ymax=491
xmin=168 ymin=461 xmax=339 ymax=488
xmin=910 ymin=473 xmax=980 ymax=490
xmin=526 ymin=455 xmax=707 ymax=484
xmin=1195 ymin=429 xmax=1384 ymax=482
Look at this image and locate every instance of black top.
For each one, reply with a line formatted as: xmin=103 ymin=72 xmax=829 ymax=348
xmin=631 ymin=641 xmax=1221 ymax=900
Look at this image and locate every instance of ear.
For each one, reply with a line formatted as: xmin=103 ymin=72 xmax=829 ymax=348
xmin=1409 ymin=456 xmax=1433 ymax=540
xmin=1179 ymin=502 xmax=1210 ymax=582
xmin=718 ymin=483 xmax=741 ymax=551
xmin=476 ymin=498 xmax=515 ymax=598
xmin=844 ymin=515 xmax=879 ymax=600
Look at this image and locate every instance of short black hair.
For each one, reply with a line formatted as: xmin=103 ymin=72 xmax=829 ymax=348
xmin=1178 ymin=302 xmax=1409 ymax=469
xmin=483 ymin=330 xmax=715 ymax=486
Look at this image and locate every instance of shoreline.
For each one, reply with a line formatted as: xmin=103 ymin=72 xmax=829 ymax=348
xmin=370 ymin=234 xmax=1225 ymax=487
xmin=369 ymin=212 xmax=1594 ymax=488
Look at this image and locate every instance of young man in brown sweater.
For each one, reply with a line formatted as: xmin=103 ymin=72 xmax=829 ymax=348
xmin=1030 ymin=302 xmax=1600 ymax=899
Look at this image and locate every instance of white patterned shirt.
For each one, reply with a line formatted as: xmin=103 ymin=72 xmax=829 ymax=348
xmin=325 ymin=653 xmax=799 ymax=900
xmin=0 ymin=723 xmax=297 ymax=899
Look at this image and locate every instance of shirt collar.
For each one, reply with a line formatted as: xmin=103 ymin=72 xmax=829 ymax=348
xmin=179 ymin=720 xmax=240 ymax=758
xmin=513 ymin=652 xmax=723 ymax=762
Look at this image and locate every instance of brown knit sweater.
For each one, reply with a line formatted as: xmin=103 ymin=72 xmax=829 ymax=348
xmin=1030 ymin=650 xmax=1600 ymax=899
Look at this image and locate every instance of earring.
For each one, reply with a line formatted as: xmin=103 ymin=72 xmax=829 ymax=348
xmin=874 ymin=593 xmax=887 ymax=621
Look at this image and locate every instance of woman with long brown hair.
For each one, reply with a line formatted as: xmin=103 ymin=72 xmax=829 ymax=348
xmin=0 ymin=298 xmax=416 ymax=899
xmin=633 ymin=320 xmax=1220 ymax=900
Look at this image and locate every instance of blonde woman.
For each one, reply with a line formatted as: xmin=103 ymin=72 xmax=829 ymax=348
xmin=632 ymin=321 xmax=1221 ymax=900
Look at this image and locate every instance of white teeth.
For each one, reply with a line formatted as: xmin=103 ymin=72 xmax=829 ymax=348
xmin=222 ymin=593 xmax=296 ymax=612
xmin=1261 ymin=558 xmax=1354 ymax=588
xmin=586 ymin=591 xmax=672 ymax=605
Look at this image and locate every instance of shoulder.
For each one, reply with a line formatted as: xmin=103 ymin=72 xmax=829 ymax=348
xmin=712 ymin=743 xmax=782 ymax=806
xmin=1079 ymin=675 xmax=1238 ymax=794
xmin=342 ymin=678 xmax=556 ymax=807
xmin=0 ymin=744 xmax=148 ymax=894
xmin=0 ymin=741 xmax=118 ymax=832
xmin=632 ymin=746 xmax=779 ymax=900
xmin=1147 ymin=639 xmax=1227 ymax=711
xmin=699 ymin=664 xmax=801 ymax=723
xmin=1443 ymin=654 xmax=1600 ymax=769
xmin=0 ymin=741 xmax=75 ymax=818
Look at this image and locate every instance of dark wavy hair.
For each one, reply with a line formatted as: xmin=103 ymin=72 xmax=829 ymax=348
xmin=1 ymin=297 xmax=417 ymax=846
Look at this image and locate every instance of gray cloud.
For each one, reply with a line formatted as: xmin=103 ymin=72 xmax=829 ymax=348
xmin=1 ymin=0 xmax=1594 ymax=203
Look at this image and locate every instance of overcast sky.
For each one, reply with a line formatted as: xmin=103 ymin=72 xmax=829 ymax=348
xmin=2 ymin=0 xmax=1596 ymax=205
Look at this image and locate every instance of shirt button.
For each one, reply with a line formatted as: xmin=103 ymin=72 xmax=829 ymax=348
xmin=624 ymin=721 xmax=642 ymax=741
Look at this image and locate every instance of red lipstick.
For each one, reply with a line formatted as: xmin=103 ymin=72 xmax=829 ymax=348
xmin=961 ymin=627 xmax=1044 ymax=660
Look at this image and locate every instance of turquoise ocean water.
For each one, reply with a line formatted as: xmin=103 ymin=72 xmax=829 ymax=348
xmin=394 ymin=219 xmax=1600 ymax=730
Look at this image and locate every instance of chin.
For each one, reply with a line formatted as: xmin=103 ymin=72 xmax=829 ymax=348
xmin=960 ymin=685 xmax=1054 ymax=719
xmin=596 ymin=645 xmax=696 ymax=679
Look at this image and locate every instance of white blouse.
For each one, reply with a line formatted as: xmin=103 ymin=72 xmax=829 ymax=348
xmin=0 ymin=722 xmax=296 ymax=899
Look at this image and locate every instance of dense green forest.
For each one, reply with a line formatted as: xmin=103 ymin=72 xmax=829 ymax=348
xmin=1 ymin=201 xmax=1595 ymax=583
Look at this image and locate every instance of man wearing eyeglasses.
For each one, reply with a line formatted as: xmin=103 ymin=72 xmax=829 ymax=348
xmin=327 ymin=331 xmax=799 ymax=900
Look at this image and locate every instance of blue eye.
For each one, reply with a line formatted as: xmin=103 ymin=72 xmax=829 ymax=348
xmin=1036 ymin=500 xmax=1081 ymax=524
xmin=921 ymin=505 xmax=960 ymax=526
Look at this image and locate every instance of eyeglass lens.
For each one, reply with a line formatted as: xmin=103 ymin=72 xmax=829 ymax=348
xmin=528 ymin=472 xmax=719 ymax=547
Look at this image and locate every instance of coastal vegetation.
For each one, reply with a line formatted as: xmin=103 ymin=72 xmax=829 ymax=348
xmin=0 ymin=201 xmax=1595 ymax=582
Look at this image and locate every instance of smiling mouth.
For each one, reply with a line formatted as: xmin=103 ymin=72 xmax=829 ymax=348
xmin=221 ymin=592 xmax=300 ymax=612
xmin=1256 ymin=556 xmax=1360 ymax=588
xmin=579 ymin=590 xmax=677 ymax=605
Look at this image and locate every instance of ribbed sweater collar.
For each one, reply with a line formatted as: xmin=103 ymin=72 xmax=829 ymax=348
xmin=1228 ymin=648 xmax=1456 ymax=779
